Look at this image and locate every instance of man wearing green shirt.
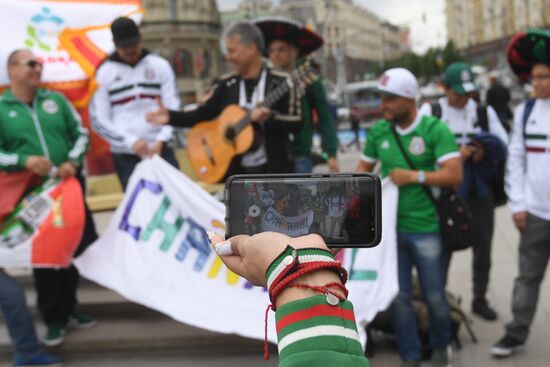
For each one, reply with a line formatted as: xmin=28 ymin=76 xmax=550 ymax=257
xmin=357 ymin=68 xmax=462 ymax=367
xmin=0 ymin=49 xmax=97 ymax=348
xmin=254 ymin=16 xmax=339 ymax=173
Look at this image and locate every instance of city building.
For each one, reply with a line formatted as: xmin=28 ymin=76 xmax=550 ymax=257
xmin=219 ymin=0 xmax=408 ymax=89
xmin=220 ymin=0 xmax=274 ymax=26
xmin=447 ymin=0 xmax=549 ymax=50
xmin=141 ymin=0 xmax=224 ymax=104
xmin=447 ymin=0 xmax=549 ymax=69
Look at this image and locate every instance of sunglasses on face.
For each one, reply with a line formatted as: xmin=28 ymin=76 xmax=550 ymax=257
xmin=15 ymin=59 xmax=43 ymax=69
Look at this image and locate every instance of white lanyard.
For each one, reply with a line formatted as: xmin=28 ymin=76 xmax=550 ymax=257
xmin=238 ymin=69 xmax=267 ymax=109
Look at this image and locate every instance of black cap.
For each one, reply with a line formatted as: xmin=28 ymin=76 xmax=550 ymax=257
xmin=111 ymin=17 xmax=141 ymax=48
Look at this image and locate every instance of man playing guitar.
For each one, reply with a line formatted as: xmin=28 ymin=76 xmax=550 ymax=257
xmin=146 ymin=21 xmax=302 ymax=177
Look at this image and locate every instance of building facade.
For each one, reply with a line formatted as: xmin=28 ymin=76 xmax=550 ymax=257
xmin=141 ymin=0 xmax=224 ymax=104
xmin=447 ymin=0 xmax=550 ymax=50
xmin=220 ymin=0 xmax=408 ymax=86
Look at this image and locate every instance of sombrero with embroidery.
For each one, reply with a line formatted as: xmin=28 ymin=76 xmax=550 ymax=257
xmin=253 ymin=16 xmax=324 ymax=57
xmin=506 ymin=28 xmax=550 ymax=82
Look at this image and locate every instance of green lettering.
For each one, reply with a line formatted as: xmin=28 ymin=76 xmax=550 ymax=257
xmin=141 ymin=197 xmax=184 ymax=252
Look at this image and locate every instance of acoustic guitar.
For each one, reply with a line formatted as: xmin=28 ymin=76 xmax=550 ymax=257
xmin=186 ymin=61 xmax=319 ymax=183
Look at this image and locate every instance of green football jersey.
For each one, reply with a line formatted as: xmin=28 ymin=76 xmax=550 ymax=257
xmin=362 ymin=115 xmax=459 ymax=233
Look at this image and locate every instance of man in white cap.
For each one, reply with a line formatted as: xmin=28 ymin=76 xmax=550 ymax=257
xmin=357 ymin=68 xmax=462 ymax=367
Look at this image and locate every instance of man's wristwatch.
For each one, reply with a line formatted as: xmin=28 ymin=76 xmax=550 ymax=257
xmin=417 ymin=170 xmax=426 ymax=184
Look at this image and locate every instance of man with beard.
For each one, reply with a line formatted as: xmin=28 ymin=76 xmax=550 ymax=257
xmin=357 ymin=68 xmax=462 ymax=367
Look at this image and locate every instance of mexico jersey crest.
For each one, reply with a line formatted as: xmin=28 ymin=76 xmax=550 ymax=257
xmin=42 ymin=99 xmax=59 ymax=114
xmin=409 ymin=136 xmax=425 ymax=155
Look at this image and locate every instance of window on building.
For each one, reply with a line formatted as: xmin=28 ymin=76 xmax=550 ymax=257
xmin=173 ymin=49 xmax=193 ymax=77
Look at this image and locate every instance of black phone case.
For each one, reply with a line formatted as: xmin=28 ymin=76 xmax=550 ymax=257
xmin=224 ymin=173 xmax=382 ymax=248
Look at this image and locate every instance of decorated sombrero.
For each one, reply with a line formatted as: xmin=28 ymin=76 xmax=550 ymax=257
xmin=506 ymin=28 xmax=550 ymax=82
xmin=253 ymin=16 xmax=324 ymax=57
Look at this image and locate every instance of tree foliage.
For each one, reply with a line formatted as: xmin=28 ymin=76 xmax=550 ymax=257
xmin=376 ymin=40 xmax=464 ymax=82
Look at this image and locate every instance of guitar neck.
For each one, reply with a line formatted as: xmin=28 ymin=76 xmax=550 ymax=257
xmin=232 ymin=79 xmax=291 ymax=135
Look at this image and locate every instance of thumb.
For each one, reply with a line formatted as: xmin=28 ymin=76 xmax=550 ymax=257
xmin=208 ymin=232 xmax=249 ymax=257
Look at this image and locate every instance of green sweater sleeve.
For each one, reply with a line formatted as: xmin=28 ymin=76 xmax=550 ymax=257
xmin=0 ymin=123 xmax=26 ymax=171
xmin=311 ymin=80 xmax=338 ymax=157
xmin=276 ymin=295 xmax=369 ymax=367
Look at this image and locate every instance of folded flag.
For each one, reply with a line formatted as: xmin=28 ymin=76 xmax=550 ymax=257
xmin=0 ymin=177 xmax=85 ymax=268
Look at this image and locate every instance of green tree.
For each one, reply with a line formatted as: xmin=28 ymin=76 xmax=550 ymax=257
xmin=378 ymin=40 xmax=464 ymax=81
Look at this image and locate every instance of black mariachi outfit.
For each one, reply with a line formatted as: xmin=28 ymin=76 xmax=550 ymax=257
xmin=168 ymin=66 xmax=302 ymax=175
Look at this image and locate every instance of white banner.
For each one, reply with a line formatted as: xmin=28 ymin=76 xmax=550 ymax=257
xmin=75 ymin=158 xmax=398 ymax=344
xmin=345 ymin=179 xmax=399 ymax=345
xmin=75 ymin=156 xmax=277 ymax=341
xmin=261 ymin=207 xmax=314 ymax=237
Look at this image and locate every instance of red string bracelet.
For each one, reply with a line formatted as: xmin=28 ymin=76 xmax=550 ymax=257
xmin=269 ymin=261 xmax=348 ymax=308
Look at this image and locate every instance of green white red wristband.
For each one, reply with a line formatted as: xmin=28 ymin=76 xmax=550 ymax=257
xmin=262 ymin=245 xmax=349 ymax=360
xmin=275 ymin=296 xmax=364 ymax=362
xmin=265 ymin=246 xmax=342 ymax=291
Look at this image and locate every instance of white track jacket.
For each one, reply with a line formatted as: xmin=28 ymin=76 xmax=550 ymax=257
xmin=506 ymin=98 xmax=550 ymax=220
xmin=90 ymin=52 xmax=179 ymax=154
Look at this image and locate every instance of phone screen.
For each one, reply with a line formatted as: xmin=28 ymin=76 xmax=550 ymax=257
xmin=226 ymin=174 xmax=381 ymax=247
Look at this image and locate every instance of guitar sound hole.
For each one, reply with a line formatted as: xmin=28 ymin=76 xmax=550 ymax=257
xmin=225 ymin=127 xmax=236 ymax=140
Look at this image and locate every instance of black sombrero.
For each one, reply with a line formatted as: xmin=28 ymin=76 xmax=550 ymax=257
xmin=253 ymin=16 xmax=324 ymax=57
xmin=506 ymin=28 xmax=550 ymax=82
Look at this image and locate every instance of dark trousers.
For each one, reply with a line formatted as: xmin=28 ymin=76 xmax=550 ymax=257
xmin=112 ymin=147 xmax=179 ymax=190
xmin=32 ymin=174 xmax=98 ymax=327
xmin=468 ymin=195 xmax=495 ymax=302
xmin=506 ymin=214 xmax=550 ymax=342
xmin=444 ymin=195 xmax=495 ymax=302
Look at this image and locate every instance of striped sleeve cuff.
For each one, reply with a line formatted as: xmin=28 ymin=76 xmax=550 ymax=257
xmin=275 ymin=295 xmax=365 ymax=363
xmin=437 ymin=151 xmax=460 ymax=164
xmin=360 ymin=154 xmax=377 ymax=163
xmin=0 ymin=152 xmax=22 ymax=168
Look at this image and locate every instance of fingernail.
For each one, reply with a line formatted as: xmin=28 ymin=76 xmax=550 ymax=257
xmin=214 ymin=240 xmax=233 ymax=256
xmin=206 ymin=230 xmax=216 ymax=241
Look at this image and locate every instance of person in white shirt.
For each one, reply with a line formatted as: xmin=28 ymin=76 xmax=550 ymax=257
xmin=492 ymin=29 xmax=550 ymax=358
xmin=90 ymin=17 xmax=180 ymax=189
xmin=419 ymin=62 xmax=508 ymax=321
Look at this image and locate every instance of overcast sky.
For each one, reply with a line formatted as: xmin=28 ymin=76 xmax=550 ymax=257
xmin=215 ymin=0 xmax=447 ymax=53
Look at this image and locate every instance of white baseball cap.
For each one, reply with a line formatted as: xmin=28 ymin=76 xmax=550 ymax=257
xmin=375 ymin=68 xmax=419 ymax=100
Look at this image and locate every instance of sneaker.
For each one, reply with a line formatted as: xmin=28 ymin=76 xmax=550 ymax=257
xmin=491 ymin=334 xmax=524 ymax=358
xmin=431 ymin=345 xmax=452 ymax=367
xmin=401 ymin=361 xmax=421 ymax=367
xmin=15 ymin=351 xmax=63 ymax=366
xmin=67 ymin=312 xmax=97 ymax=329
xmin=472 ymin=300 xmax=498 ymax=321
xmin=43 ymin=326 xmax=65 ymax=347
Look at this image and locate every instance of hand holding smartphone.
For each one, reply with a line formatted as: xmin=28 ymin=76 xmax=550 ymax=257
xmin=225 ymin=173 xmax=382 ymax=248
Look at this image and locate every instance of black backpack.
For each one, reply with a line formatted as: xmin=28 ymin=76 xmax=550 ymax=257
xmin=430 ymin=102 xmax=507 ymax=207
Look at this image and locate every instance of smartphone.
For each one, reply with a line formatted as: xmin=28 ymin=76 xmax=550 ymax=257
xmin=225 ymin=173 xmax=382 ymax=248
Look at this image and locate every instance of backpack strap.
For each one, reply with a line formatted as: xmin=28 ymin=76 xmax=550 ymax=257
xmin=430 ymin=101 xmax=442 ymax=119
xmin=475 ymin=105 xmax=489 ymax=132
xmin=390 ymin=126 xmax=437 ymax=206
xmin=522 ymin=98 xmax=536 ymax=139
